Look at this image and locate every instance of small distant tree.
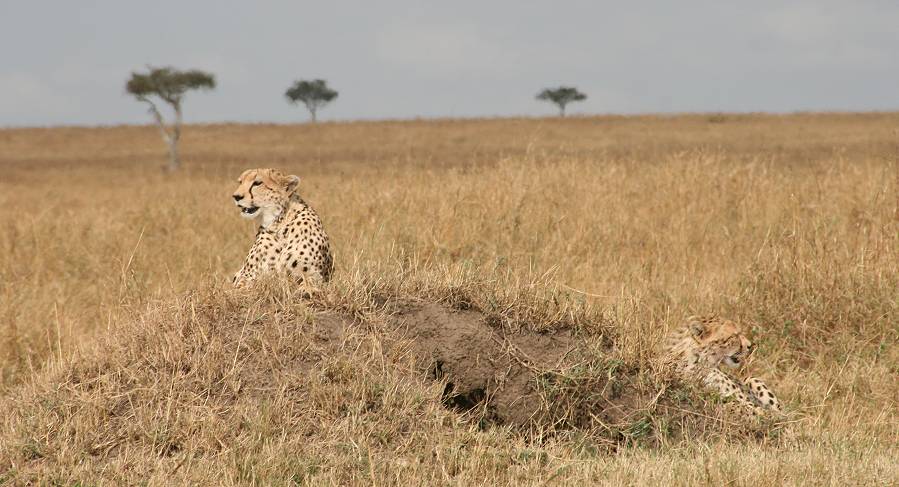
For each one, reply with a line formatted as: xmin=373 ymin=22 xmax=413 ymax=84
xmin=285 ymin=79 xmax=338 ymax=123
xmin=126 ymin=66 xmax=215 ymax=171
xmin=536 ymin=86 xmax=587 ymax=117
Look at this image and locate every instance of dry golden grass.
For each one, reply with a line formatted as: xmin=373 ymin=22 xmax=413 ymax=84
xmin=0 ymin=113 xmax=897 ymax=484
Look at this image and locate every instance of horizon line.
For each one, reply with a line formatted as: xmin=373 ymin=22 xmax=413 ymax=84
xmin=2 ymin=109 xmax=898 ymax=131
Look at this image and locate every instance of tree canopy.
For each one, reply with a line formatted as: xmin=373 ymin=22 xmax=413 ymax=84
xmin=285 ymin=79 xmax=338 ymax=122
xmin=536 ymin=86 xmax=587 ymax=116
xmin=126 ymin=66 xmax=216 ymax=104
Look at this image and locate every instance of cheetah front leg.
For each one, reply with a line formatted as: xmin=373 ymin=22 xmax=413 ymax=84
xmin=232 ymin=263 xmax=257 ymax=288
xmin=703 ymin=369 xmax=765 ymax=417
xmin=744 ymin=377 xmax=782 ymax=412
xmin=232 ymin=230 xmax=280 ymax=287
xmin=233 ymin=257 xmax=260 ymax=288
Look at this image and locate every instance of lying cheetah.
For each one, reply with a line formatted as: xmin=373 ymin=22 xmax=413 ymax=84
xmin=661 ymin=316 xmax=782 ymax=417
xmin=231 ymin=168 xmax=333 ymax=287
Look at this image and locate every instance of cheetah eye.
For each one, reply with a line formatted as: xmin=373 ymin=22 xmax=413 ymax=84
xmin=252 ymin=181 xmax=262 ymax=187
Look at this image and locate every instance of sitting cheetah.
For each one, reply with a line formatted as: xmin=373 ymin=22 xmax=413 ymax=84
xmin=231 ymin=168 xmax=333 ymax=287
xmin=661 ymin=316 xmax=782 ymax=417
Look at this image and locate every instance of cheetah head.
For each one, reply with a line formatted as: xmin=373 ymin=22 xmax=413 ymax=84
xmin=688 ymin=318 xmax=755 ymax=369
xmin=232 ymin=168 xmax=300 ymax=228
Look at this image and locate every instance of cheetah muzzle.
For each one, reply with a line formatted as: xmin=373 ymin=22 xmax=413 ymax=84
xmin=238 ymin=205 xmax=260 ymax=217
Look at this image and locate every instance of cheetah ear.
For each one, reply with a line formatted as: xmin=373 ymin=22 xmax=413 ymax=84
xmin=285 ymin=175 xmax=300 ymax=194
xmin=688 ymin=320 xmax=706 ymax=338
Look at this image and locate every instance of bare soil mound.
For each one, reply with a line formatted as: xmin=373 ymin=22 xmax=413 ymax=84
xmin=391 ymin=303 xmax=585 ymax=426
xmin=0 ymin=288 xmax=769 ymax=482
xmin=384 ymin=303 xmax=687 ymax=439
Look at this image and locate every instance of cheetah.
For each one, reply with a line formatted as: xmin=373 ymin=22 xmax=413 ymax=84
xmin=231 ymin=168 xmax=333 ymax=287
xmin=660 ymin=316 xmax=782 ymax=417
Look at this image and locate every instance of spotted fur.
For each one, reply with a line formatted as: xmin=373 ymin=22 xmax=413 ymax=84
xmin=661 ymin=316 xmax=782 ymax=417
xmin=231 ymin=168 xmax=333 ymax=287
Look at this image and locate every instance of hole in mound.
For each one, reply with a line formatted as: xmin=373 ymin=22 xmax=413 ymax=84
xmin=431 ymin=359 xmax=489 ymax=413
xmin=444 ymin=384 xmax=487 ymax=411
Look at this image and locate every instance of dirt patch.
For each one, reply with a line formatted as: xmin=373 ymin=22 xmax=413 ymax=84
xmin=386 ymin=303 xmax=641 ymax=430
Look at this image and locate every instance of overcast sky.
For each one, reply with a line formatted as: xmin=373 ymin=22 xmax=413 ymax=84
xmin=1 ymin=1 xmax=897 ymax=126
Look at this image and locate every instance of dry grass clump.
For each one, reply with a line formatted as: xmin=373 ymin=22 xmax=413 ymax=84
xmin=1 ymin=113 xmax=897 ymax=484
xmin=1 ymin=283 xmax=452 ymax=484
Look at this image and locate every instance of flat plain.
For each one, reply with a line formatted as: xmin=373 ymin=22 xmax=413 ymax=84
xmin=0 ymin=113 xmax=896 ymax=485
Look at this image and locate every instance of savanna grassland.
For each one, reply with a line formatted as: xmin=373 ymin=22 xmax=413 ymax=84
xmin=0 ymin=113 xmax=897 ymax=485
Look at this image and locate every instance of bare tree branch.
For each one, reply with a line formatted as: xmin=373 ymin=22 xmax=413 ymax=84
xmin=139 ymin=96 xmax=172 ymax=145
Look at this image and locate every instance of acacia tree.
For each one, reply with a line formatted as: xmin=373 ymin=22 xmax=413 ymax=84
xmin=536 ymin=86 xmax=587 ymax=117
xmin=285 ymin=79 xmax=338 ymax=123
xmin=126 ymin=66 xmax=215 ymax=171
